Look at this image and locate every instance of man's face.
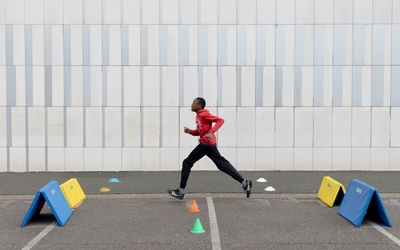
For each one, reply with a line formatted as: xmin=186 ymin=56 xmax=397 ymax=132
xmin=191 ymin=99 xmax=201 ymax=112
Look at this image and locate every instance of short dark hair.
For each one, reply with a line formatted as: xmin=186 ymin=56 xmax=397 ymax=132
xmin=196 ymin=97 xmax=206 ymax=109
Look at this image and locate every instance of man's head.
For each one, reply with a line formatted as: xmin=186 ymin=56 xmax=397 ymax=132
xmin=191 ymin=97 xmax=206 ymax=112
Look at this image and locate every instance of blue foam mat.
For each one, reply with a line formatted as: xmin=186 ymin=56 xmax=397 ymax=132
xmin=21 ymin=180 xmax=73 ymax=227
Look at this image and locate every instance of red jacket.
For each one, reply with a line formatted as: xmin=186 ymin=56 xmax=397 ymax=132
xmin=189 ymin=109 xmax=224 ymax=145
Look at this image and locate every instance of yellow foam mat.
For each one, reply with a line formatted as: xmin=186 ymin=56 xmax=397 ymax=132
xmin=60 ymin=178 xmax=86 ymax=209
xmin=317 ymin=176 xmax=346 ymax=207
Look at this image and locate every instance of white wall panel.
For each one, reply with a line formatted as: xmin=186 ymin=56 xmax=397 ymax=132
xmin=323 ymin=67 xmax=333 ymax=106
xmin=47 ymin=107 xmax=64 ymax=147
xmin=142 ymin=0 xmax=159 ymax=24
xmin=161 ymin=66 xmax=179 ymax=106
xmin=85 ymin=107 xmax=102 ymax=147
xmin=374 ymin=0 xmax=392 ymax=24
xmin=275 ymin=107 xmax=293 ymax=147
xmin=47 ymin=147 xmax=64 ymax=171
xmin=0 ymin=108 xmax=6 ymax=146
xmin=10 ymin=147 xmax=26 ymax=172
xmin=109 ymin=26 xmax=121 ymax=65
xmin=6 ymin=0 xmax=24 ymax=24
xmin=28 ymin=107 xmax=45 ymax=146
xmin=315 ymin=0 xmax=334 ymax=24
xmin=237 ymin=148 xmax=255 ymax=170
xmin=44 ymin=0 xmax=63 ymax=24
xmin=64 ymin=0 xmax=82 ymax=24
xmin=371 ymin=107 xmax=390 ymax=147
xmin=90 ymin=26 xmax=102 ymax=65
xmin=217 ymin=107 xmax=236 ymax=147
xmin=390 ymin=148 xmax=400 ymax=170
xmin=354 ymin=0 xmax=372 ymax=24
xmin=332 ymin=107 xmax=351 ymax=147
xmin=70 ymin=26 xmax=83 ymax=65
xmin=85 ymin=0 xmax=102 ymax=24
xmin=142 ymin=107 xmax=159 ymax=147
xmin=391 ymin=107 xmax=400 ymax=146
xmin=11 ymin=107 xmax=25 ymax=146
xmin=238 ymin=0 xmax=256 ymax=24
xmin=107 ymin=66 xmax=122 ymax=106
xmin=104 ymin=107 xmax=121 ymax=147
xmin=202 ymin=66 xmax=218 ymax=106
xmin=342 ymin=66 xmax=352 ymax=106
xmin=207 ymin=25 xmax=218 ymax=65
xmin=104 ymin=0 xmax=121 ymax=24
xmin=141 ymin=148 xmax=159 ymax=170
xmin=0 ymin=26 xmax=5 ymax=65
xmin=352 ymin=107 xmax=371 ymax=147
xmin=255 ymin=107 xmax=274 ymax=147
xmin=128 ymin=25 xmax=141 ymax=65
xmin=90 ymin=66 xmax=103 ymax=106
xmin=258 ymin=0 xmax=275 ymax=24
xmin=122 ymin=147 xmax=141 ymax=171
xmin=32 ymin=26 xmax=45 ymax=65
xmin=297 ymin=0 xmax=314 ymax=24
xmin=395 ymin=0 xmax=400 ymax=24
xmin=15 ymin=66 xmax=25 ymax=106
xmin=103 ymin=148 xmax=121 ymax=171
xmin=65 ymin=147 xmax=83 ymax=171
xmin=28 ymin=148 xmax=45 ymax=171
xmin=188 ymin=26 xmax=199 ymax=65
xmin=275 ymin=148 xmax=293 ymax=170
xmin=124 ymin=66 xmax=141 ymax=106
xmin=241 ymin=66 xmax=255 ymax=106
xmin=71 ymin=66 xmax=83 ymax=106
xmin=352 ymin=148 xmax=371 ymax=170
xmin=51 ymin=25 xmax=64 ymax=65
xmin=25 ymin=0 xmax=44 ymax=24
xmin=123 ymin=107 xmax=141 ymax=147
xmin=323 ymin=26 xmax=334 ymax=65
xmin=218 ymin=147 xmax=237 ymax=168
xmin=301 ymin=67 xmax=313 ymax=106
xmin=13 ymin=25 xmax=25 ymax=65
xmin=166 ymin=25 xmax=179 ymax=65
xmin=123 ymin=0 xmax=140 ymax=24
xmin=162 ymin=107 xmax=179 ymax=147
xmin=314 ymin=107 xmax=332 ymax=147
xmin=294 ymin=148 xmax=313 ymax=170
xmin=161 ymin=0 xmax=179 ymax=24
xmin=277 ymin=0 xmax=295 ymax=24
xmin=282 ymin=66 xmax=294 ymax=106
xmin=0 ymin=67 xmax=4 ymax=106
xmin=332 ymin=148 xmax=351 ymax=170
xmin=142 ymin=66 xmax=159 ymax=106
xmin=66 ymin=107 xmax=83 ymax=146
xmin=0 ymin=147 xmax=7 ymax=171
xmin=313 ymin=148 xmax=332 ymax=170
xmin=198 ymin=154 xmax=215 ymax=170
xmin=221 ymin=66 xmax=236 ymax=106
xmin=225 ymin=25 xmax=237 ymax=66
xmin=181 ymin=0 xmax=198 ymax=24
xmin=0 ymin=0 xmax=4 ymax=24
xmin=200 ymin=0 xmax=217 ymax=24
xmin=160 ymin=148 xmax=179 ymax=170
xmin=255 ymin=148 xmax=274 ymax=170
xmin=84 ymin=147 xmax=102 ymax=171
xmin=237 ymin=107 xmax=255 ymax=147
xmin=361 ymin=66 xmax=372 ymax=106
xmin=52 ymin=66 xmax=64 ymax=106
xmin=335 ymin=0 xmax=353 ymax=24
xmin=219 ymin=0 xmax=236 ymax=24
xmin=183 ymin=67 xmax=198 ymax=106
xmin=294 ymin=107 xmax=313 ymax=147
xmin=265 ymin=26 xmax=275 ymax=65
xmin=263 ymin=66 xmax=275 ymax=106
xmin=371 ymin=148 xmax=389 ymax=171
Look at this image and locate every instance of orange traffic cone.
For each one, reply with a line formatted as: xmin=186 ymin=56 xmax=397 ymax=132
xmin=188 ymin=199 xmax=200 ymax=213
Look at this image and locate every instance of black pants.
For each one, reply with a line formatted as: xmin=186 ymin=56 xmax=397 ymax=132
xmin=180 ymin=143 xmax=244 ymax=189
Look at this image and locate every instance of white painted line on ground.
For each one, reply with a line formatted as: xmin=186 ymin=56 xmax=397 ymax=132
xmin=367 ymin=220 xmax=400 ymax=247
xmin=207 ymin=197 xmax=221 ymax=250
xmin=21 ymin=221 xmax=57 ymax=250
